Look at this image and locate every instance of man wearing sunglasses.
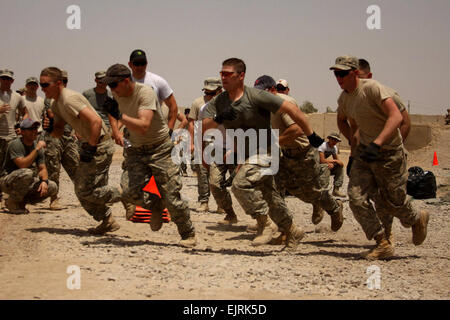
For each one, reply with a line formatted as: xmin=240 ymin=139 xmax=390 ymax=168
xmin=102 ymin=64 xmax=197 ymax=248
xmin=0 ymin=118 xmax=58 ymax=214
xmin=333 ymin=55 xmax=429 ymax=260
xmin=187 ymin=78 xmax=223 ymax=213
xmin=202 ymin=58 xmax=324 ymax=250
xmin=128 ymin=49 xmax=179 ymax=137
xmin=0 ymin=69 xmax=26 ymax=207
xmin=40 ymin=67 xmax=122 ymax=235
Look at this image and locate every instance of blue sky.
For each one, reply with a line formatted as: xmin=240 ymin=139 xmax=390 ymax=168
xmin=1 ymin=0 xmax=449 ymax=114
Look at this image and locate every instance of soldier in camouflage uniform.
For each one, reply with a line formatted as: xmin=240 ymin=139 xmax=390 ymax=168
xmin=0 ymin=119 xmax=57 ymax=214
xmin=252 ymin=75 xmax=344 ymax=234
xmin=333 ymin=55 xmax=429 ymax=260
xmin=202 ymin=58 xmax=325 ymax=249
xmin=102 ymin=64 xmax=196 ymax=248
xmin=42 ymin=70 xmax=79 ymax=210
xmin=40 ymin=67 xmax=121 ymax=235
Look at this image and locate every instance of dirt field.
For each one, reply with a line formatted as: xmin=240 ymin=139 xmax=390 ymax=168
xmin=0 ymin=126 xmax=449 ymax=300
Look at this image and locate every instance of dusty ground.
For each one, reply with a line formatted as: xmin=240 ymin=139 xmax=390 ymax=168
xmin=0 ymin=126 xmax=449 ymax=300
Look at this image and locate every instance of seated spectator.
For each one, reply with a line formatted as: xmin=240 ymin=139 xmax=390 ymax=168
xmin=318 ymin=132 xmax=345 ymax=197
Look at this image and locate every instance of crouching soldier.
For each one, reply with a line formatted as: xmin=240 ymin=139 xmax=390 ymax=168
xmin=0 ymin=118 xmax=58 ymax=214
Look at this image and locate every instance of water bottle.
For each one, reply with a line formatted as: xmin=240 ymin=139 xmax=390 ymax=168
xmin=123 ymin=138 xmax=132 ymax=149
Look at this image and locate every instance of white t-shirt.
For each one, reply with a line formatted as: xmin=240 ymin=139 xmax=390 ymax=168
xmin=24 ymin=96 xmax=45 ymax=132
xmin=132 ymin=71 xmax=173 ymax=105
xmin=0 ymin=90 xmax=25 ymax=139
xmin=318 ymin=141 xmax=338 ymax=159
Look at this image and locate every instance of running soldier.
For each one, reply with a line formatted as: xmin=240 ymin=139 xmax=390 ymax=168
xmin=333 ymin=55 xmax=429 ymax=260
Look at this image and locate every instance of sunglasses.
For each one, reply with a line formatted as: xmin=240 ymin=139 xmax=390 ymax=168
xmin=108 ymin=78 xmax=125 ymax=89
xmin=333 ymin=70 xmax=351 ymax=78
xmin=204 ymin=90 xmax=217 ymax=96
xmin=0 ymin=76 xmax=13 ymax=81
xmin=39 ymin=82 xmax=52 ymax=88
xmin=220 ymin=71 xmax=238 ymax=78
xmin=132 ymin=61 xmax=147 ymax=67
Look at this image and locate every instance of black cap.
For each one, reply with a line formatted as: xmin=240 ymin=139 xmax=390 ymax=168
xmin=129 ymin=49 xmax=147 ymax=64
xmin=102 ymin=64 xmax=132 ymax=84
xmin=254 ymin=75 xmax=276 ymax=90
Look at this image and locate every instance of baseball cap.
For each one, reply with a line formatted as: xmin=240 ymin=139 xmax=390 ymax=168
xmin=330 ymin=55 xmax=359 ymax=71
xmin=129 ymin=49 xmax=147 ymax=64
xmin=203 ymin=78 xmax=222 ymax=91
xmin=277 ymin=79 xmax=289 ymax=88
xmin=95 ymin=71 xmax=106 ymax=79
xmin=26 ymin=77 xmax=39 ymax=85
xmin=0 ymin=69 xmax=14 ymax=79
xmin=327 ymin=132 xmax=342 ymax=142
xmin=102 ymin=64 xmax=132 ymax=84
xmin=254 ymin=75 xmax=276 ymax=90
xmin=20 ymin=118 xmax=40 ymax=130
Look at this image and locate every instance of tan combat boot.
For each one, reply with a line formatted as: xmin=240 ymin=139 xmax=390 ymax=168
xmin=216 ymin=206 xmax=226 ymax=214
xmin=149 ymin=210 xmax=163 ymax=231
xmin=122 ymin=201 xmax=136 ymax=221
xmin=330 ymin=200 xmax=344 ymax=232
xmin=412 ymin=210 xmax=429 ymax=246
xmin=312 ymin=204 xmax=325 ymax=225
xmin=362 ymin=233 xmax=394 ymax=260
xmin=332 ymin=186 xmax=346 ymax=197
xmin=246 ymin=217 xmax=272 ymax=233
xmin=179 ymin=235 xmax=197 ymax=248
xmin=88 ymin=214 xmax=120 ymax=235
xmin=198 ymin=202 xmax=209 ymax=212
xmin=284 ymin=222 xmax=305 ymax=250
xmin=6 ymin=198 xmax=29 ymax=214
xmin=251 ymin=215 xmax=277 ymax=246
xmin=217 ymin=207 xmax=238 ymax=225
xmin=49 ymin=196 xmax=63 ymax=211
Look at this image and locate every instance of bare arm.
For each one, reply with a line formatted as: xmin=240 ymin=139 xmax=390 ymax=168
xmin=13 ymin=140 xmax=46 ymax=169
xmin=108 ymin=114 xmax=123 ymax=146
xmin=278 ymin=123 xmax=303 ymax=146
xmin=78 ymin=107 xmax=102 ymax=146
xmin=177 ymin=112 xmax=188 ymax=129
xmin=373 ymin=97 xmax=402 ymax=147
xmin=400 ymin=110 xmax=411 ymax=142
xmin=36 ymin=163 xmax=49 ymax=197
xmin=277 ymin=101 xmax=313 ymax=137
xmin=120 ymin=109 xmax=154 ymax=135
xmin=164 ymin=94 xmax=178 ymax=130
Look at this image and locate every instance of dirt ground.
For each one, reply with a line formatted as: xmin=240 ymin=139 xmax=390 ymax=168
xmin=0 ymin=125 xmax=449 ymax=300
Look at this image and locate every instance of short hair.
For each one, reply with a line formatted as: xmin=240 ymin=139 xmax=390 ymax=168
xmin=222 ymin=58 xmax=246 ymax=74
xmin=358 ymin=59 xmax=371 ymax=73
xmin=40 ymin=67 xmax=63 ymax=82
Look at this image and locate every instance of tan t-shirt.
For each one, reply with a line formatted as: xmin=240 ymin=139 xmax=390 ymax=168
xmin=113 ymin=83 xmax=169 ymax=147
xmin=51 ymin=88 xmax=107 ymax=142
xmin=24 ymin=96 xmax=45 ymax=132
xmin=188 ymin=96 xmax=206 ymax=121
xmin=337 ymin=79 xmax=402 ymax=150
xmin=0 ymin=90 xmax=25 ymax=139
xmin=271 ymin=93 xmax=310 ymax=150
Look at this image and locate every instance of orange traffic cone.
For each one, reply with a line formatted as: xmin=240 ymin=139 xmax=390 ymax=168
xmin=433 ymin=151 xmax=439 ymax=166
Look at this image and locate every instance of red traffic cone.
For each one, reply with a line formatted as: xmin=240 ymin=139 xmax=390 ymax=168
xmin=433 ymin=151 xmax=439 ymax=166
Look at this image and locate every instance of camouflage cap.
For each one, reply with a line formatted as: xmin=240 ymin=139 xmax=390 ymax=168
xmin=329 ymin=55 xmax=359 ymax=71
xmin=95 ymin=71 xmax=106 ymax=79
xmin=203 ymin=77 xmax=222 ymax=91
xmin=102 ymin=64 xmax=131 ymax=84
xmin=61 ymin=70 xmax=68 ymax=79
xmin=254 ymin=75 xmax=276 ymax=90
xmin=0 ymin=69 xmax=14 ymax=79
xmin=327 ymin=132 xmax=342 ymax=142
xmin=25 ymin=76 xmax=39 ymax=85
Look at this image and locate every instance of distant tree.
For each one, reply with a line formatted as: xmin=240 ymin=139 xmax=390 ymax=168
xmin=326 ymin=106 xmax=337 ymax=113
xmin=300 ymin=100 xmax=318 ymax=114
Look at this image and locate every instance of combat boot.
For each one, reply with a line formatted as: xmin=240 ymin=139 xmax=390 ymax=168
xmin=362 ymin=233 xmax=394 ymax=260
xmin=246 ymin=217 xmax=272 ymax=233
xmin=122 ymin=201 xmax=136 ymax=221
xmin=49 ymin=196 xmax=63 ymax=211
xmin=312 ymin=204 xmax=325 ymax=225
xmin=412 ymin=210 xmax=429 ymax=245
xmin=251 ymin=215 xmax=277 ymax=246
xmin=198 ymin=202 xmax=209 ymax=213
xmin=217 ymin=208 xmax=238 ymax=225
xmin=179 ymin=235 xmax=197 ymax=248
xmin=88 ymin=214 xmax=120 ymax=235
xmin=284 ymin=222 xmax=305 ymax=250
xmin=149 ymin=210 xmax=163 ymax=231
xmin=216 ymin=206 xmax=226 ymax=214
xmin=329 ymin=200 xmax=344 ymax=232
xmin=332 ymin=186 xmax=346 ymax=197
xmin=6 ymin=198 xmax=29 ymax=214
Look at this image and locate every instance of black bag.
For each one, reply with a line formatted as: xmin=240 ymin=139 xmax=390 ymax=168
xmin=407 ymin=166 xmax=437 ymax=199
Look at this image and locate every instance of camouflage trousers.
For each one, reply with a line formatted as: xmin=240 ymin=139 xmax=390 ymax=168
xmin=276 ymin=146 xmax=341 ymax=216
xmin=121 ymin=137 xmax=195 ymax=239
xmin=348 ymin=145 xmax=420 ymax=240
xmin=231 ymin=157 xmax=293 ymax=232
xmin=0 ymin=168 xmax=58 ymax=203
xmin=0 ymin=138 xmax=13 ymax=199
xmin=43 ymin=132 xmax=79 ymax=188
xmin=191 ymin=161 xmax=210 ymax=203
xmin=74 ymin=138 xmax=121 ymax=221
xmin=209 ymin=159 xmax=237 ymax=211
